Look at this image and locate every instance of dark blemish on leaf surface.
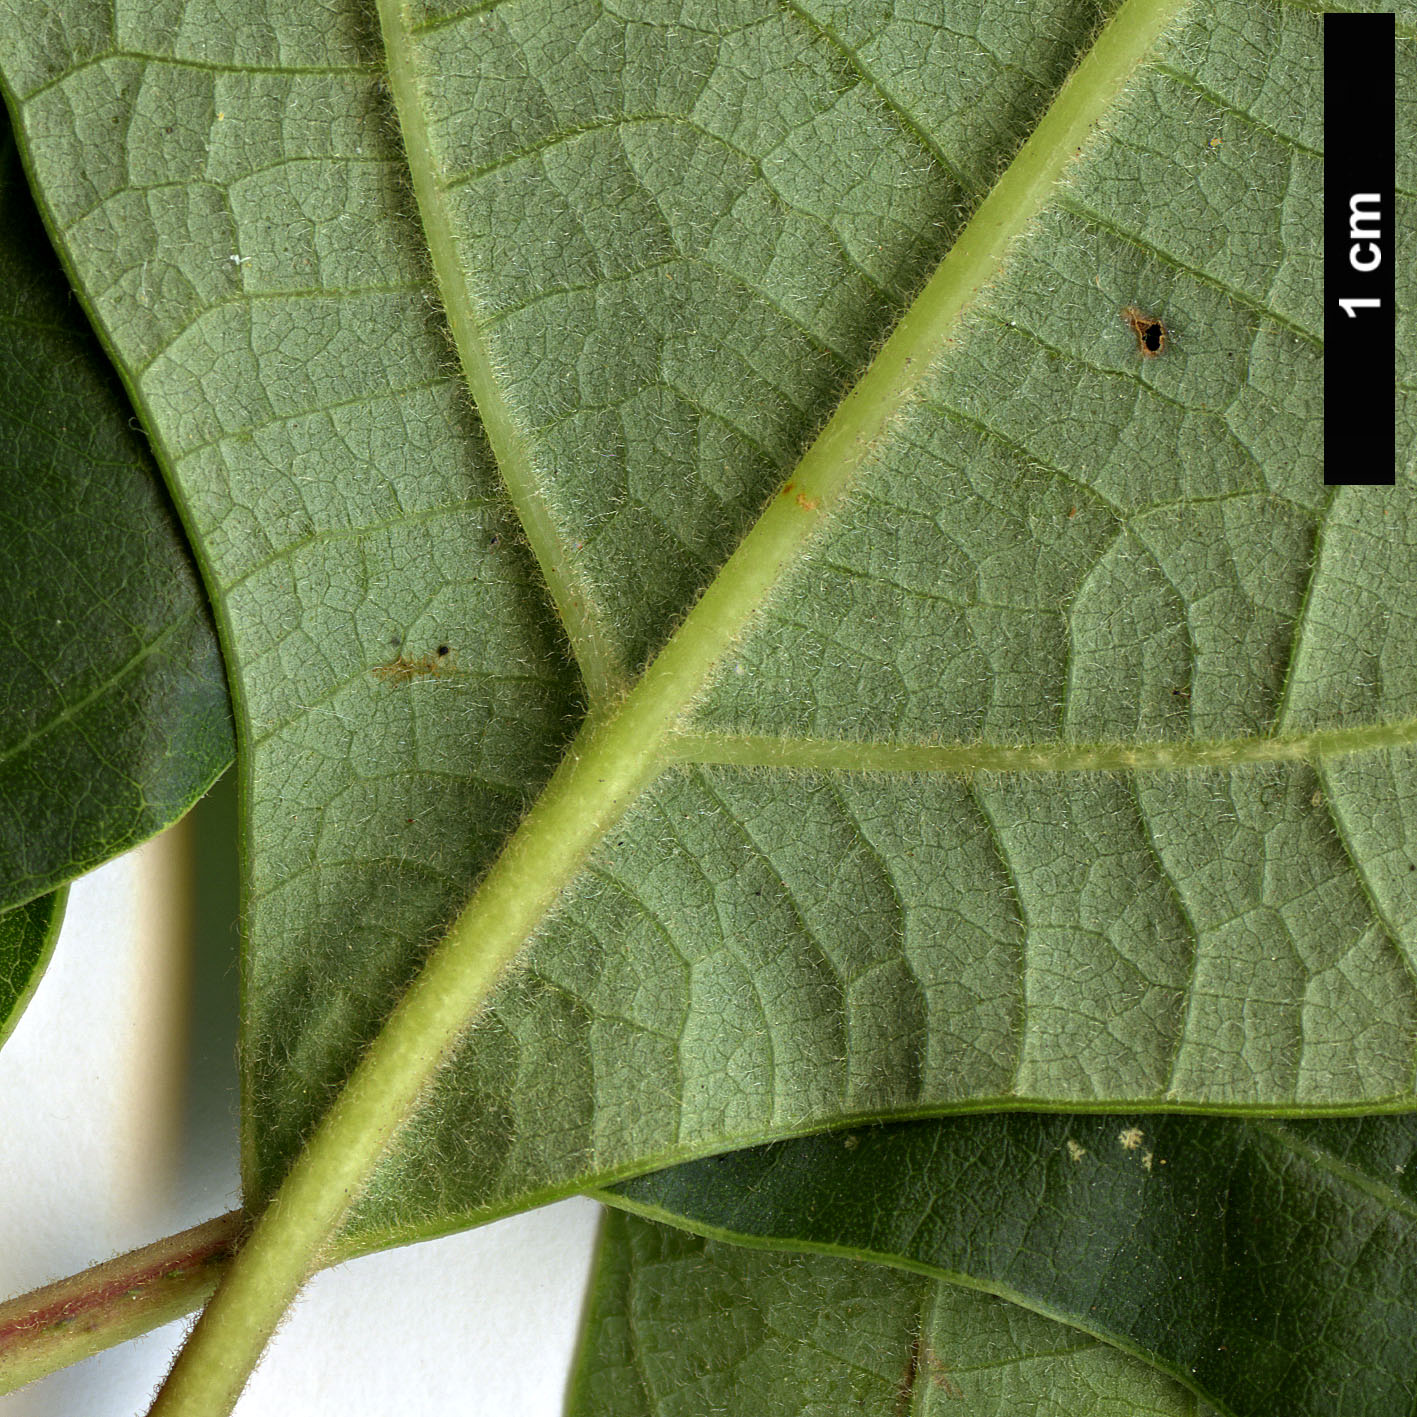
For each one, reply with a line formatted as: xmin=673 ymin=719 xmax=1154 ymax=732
xmin=896 ymin=1331 xmax=921 ymax=1416
xmin=922 ymin=1346 xmax=965 ymax=1401
xmin=1121 ymin=305 xmax=1167 ymax=358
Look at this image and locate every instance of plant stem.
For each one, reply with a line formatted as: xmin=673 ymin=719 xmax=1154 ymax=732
xmin=147 ymin=0 xmax=1189 ymax=1411
xmin=0 ymin=1213 xmax=243 ymax=1396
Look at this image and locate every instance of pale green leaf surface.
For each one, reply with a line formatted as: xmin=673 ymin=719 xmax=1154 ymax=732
xmin=0 ymin=110 xmax=233 ymax=914
xmin=2 ymin=0 xmax=1414 ymax=1264
xmin=567 ymin=1208 xmax=1215 ymax=1417
xmin=612 ymin=1114 xmax=1417 ymax=1417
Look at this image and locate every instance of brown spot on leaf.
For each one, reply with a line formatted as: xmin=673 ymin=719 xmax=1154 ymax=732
xmin=896 ymin=1331 xmax=921 ymax=1416
xmin=372 ymin=647 xmax=457 ymax=684
xmin=922 ymin=1346 xmax=965 ymax=1400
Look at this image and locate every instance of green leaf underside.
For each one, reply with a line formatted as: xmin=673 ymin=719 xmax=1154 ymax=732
xmin=611 ymin=1113 xmax=1417 ymax=1417
xmin=0 ymin=110 xmax=233 ymax=914
xmin=568 ymin=1208 xmax=1215 ymax=1417
xmin=0 ymin=888 xmax=65 ymax=1048
xmin=3 ymin=0 xmax=1415 ymax=1276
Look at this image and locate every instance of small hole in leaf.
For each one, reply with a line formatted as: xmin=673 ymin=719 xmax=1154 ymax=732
xmin=437 ymin=644 xmax=450 ymax=657
xmin=1121 ymin=305 xmax=1167 ymax=359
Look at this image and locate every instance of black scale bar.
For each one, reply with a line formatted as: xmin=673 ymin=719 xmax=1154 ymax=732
xmin=1325 ymin=12 xmax=1397 ymax=486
